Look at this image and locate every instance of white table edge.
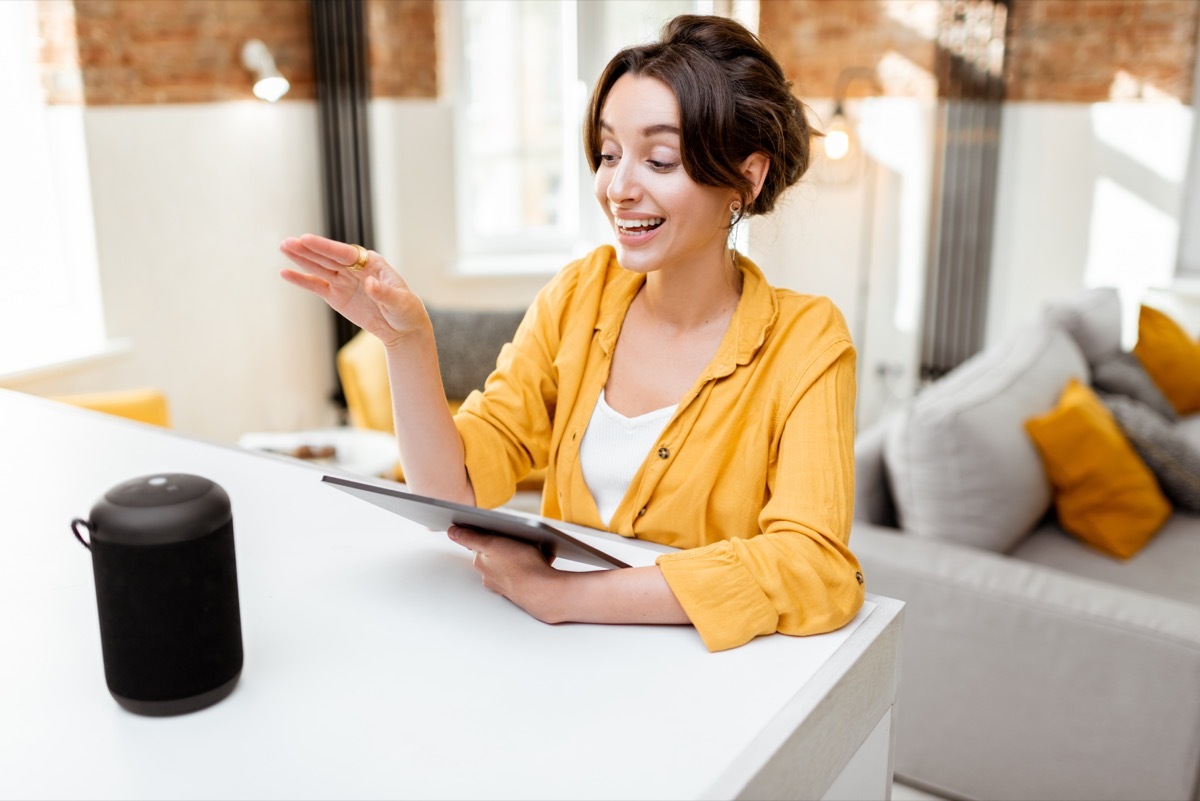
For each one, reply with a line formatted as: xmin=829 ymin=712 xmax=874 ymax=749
xmin=702 ymin=594 xmax=905 ymax=800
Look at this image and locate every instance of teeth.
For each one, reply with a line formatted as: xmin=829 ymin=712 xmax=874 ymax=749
xmin=616 ymin=218 xmax=664 ymax=230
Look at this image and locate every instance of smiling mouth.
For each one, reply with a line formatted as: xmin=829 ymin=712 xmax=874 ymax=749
xmin=615 ymin=217 xmax=664 ymax=236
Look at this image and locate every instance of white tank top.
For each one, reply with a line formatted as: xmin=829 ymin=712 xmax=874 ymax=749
xmin=579 ymin=389 xmax=677 ymax=527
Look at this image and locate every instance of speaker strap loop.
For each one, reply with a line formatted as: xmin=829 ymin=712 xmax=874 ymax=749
xmin=71 ymin=518 xmax=93 ymax=551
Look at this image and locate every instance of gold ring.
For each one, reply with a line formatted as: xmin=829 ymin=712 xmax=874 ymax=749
xmin=348 ymin=244 xmax=369 ymax=272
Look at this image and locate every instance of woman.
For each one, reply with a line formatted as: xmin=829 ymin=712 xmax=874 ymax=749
xmin=280 ymin=15 xmax=863 ymax=652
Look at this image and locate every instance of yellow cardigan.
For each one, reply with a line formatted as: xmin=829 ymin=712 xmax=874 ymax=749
xmin=454 ymin=246 xmax=864 ymax=651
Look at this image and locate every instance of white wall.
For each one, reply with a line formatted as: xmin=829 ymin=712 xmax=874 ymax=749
xmin=4 ymin=102 xmax=339 ymax=444
xmin=751 ymin=98 xmax=937 ymax=429
xmin=989 ymin=101 xmax=1195 ymax=349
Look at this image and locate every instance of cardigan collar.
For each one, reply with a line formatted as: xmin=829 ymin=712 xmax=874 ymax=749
xmin=592 ymin=246 xmax=780 ymax=380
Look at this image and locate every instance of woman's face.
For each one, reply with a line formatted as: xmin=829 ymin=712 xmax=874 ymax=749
xmin=593 ymin=74 xmax=736 ymax=277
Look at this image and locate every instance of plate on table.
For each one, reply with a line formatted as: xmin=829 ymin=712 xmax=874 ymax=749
xmin=238 ymin=427 xmax=397 ymax=479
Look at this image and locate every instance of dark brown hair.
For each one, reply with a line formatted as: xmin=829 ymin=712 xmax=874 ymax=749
xmin=584 ymin=14 xmax=815 ymax=220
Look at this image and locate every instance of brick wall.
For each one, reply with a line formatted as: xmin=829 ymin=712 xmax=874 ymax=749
xmin=41 ymin=0 xmax=316 ymax=105
xmin=368 ymin=0 xmax=438 ymax=98
xmin=36 ymin=0 xmax=438 ymax=106
xmin=1006 ymin=0 xmax=1198 ymax=102
xmin=33 ymin=0 xmax=1200 ymax=106
xmin=759 ymin=0 xmax=1198 ymax=104
xmin=759 ymin=0 xmax=941 ymax=100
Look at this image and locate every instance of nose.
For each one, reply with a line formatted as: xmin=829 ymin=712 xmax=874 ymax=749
xmin=603 ymin=157 xmax=640 ymax=206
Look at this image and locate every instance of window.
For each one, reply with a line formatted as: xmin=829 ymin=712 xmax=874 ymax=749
xmin=0 ymin=1 xmax=107 ymax=377
xmin=453 ymin=0 xmax=580 ymax=273
xmin=450 ymin=0 xmax=733 ymax=275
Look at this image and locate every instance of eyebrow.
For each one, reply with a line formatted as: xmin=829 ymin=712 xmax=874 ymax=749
xmin=599 ymin=120 xmax=681 ymax=138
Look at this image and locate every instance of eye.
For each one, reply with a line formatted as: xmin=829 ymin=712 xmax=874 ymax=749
xmin=597 ymin=152 xmax=619 ymax=166
xmin=648 ymin=160 xmax=679 ymax=172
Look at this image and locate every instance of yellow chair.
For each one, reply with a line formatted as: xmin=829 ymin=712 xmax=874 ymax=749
xmin=50 ymin=387 xmax=171 ymax=428
xmin=336 ymin=331 xmax=465 ymax=483
xmin=337 ymin=331 xmax=400 ymax=434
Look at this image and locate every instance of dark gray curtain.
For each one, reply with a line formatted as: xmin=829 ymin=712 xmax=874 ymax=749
xmin=311 ymin=0 xmax=374 ymax=401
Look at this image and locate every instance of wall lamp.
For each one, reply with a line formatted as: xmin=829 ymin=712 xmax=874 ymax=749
xmin=823 ymin=67 xmax=884 ymax=183
xmin=242 ymin=39 xmax=290 ymax=103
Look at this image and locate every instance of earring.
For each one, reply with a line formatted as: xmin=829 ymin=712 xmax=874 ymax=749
xmin=729 ymin=200 xmax=744 ymax=230
xmin=728 ymin=200 xmax=741 ymax=258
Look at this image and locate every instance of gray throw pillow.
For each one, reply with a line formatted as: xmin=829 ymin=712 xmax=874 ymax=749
xmin=427 ymin=306 xmax=526 ymax=399
xmin=1101 ymin=392 xmax=1200 ymax=511
xmin=884 ymin=322 xmax=1088 ymax=553
xmin=1092 ymin=352 xmax=1178 ymax=421
xmin=1044 ymin=286 xmax=1123 ymax=369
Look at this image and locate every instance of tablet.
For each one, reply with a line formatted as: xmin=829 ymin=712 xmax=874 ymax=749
xmin=321 ymin=475 xmax=630 ymax=569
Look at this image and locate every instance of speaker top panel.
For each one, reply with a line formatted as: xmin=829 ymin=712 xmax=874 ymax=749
xmin=88 ymin=473 xmax=232 ymax=546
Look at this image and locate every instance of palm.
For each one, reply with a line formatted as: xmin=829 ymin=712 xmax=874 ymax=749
xmin=279 ymin=234 xmax=425 ymax=345
xmin=322 ymin=265 xmax=409 ymax=334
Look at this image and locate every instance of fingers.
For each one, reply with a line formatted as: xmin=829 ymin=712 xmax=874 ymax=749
xmin=449 ymin=527 xmax=495 ymax=572
xmin=279 ymin=267 xmax=330 ymax=298
xmin=279 ymin=237 xmax=335 ymax=273
xmin=448 ymin=527 xmax=551 ymax=568
xmin=280 ymin=235 xmax=411 ymax=302
xmin=278 ymin=235 xmax=366 ymax=281
xmin=297 ymin=233 xmax=371 ymax=271
xmin=447 ymin=525 xmax=493 ymax=554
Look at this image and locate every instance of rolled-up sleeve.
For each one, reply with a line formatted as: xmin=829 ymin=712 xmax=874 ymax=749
xmin=657 ymin=340 xmax=863 ymax=652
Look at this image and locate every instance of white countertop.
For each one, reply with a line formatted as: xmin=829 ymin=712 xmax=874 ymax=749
xmin=0 ymin=389 xmax=899 ymax=800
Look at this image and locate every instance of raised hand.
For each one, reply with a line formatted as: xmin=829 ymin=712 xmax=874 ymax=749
xmin=279 ymin=234 xmax=428 ymax=347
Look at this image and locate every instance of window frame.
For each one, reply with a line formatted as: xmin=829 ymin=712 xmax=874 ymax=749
xmin=446 ymin=0 xmax=731 ymax=277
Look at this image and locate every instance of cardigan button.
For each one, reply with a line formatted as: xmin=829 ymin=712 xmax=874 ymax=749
xmin=855 ymin=571 xmax=864 ymax=585
xmin=657 ymin=446 xmax=669 ymax=459
xmin=637 ymin=506 xmax=647 ymax=517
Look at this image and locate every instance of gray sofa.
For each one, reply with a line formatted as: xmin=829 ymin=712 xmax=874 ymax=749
xmin=853 ymin=288 xmax=1200 ymax=801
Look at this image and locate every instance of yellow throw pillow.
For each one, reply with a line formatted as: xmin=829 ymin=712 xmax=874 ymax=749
xmin=1133 ymin=304 xmax=1200 ymax=414
xmin=1024 ymin=378 xmax=1170 ymax=559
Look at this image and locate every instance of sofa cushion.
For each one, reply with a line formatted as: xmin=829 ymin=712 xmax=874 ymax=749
xmin=1025 ymin=379 xmax=1170 ymax=559
xmin=1102 ymin=393 xmax=1200 ymax=512
xmin=1133 ymin=304 xmax=1200 ymax=415
xmin=1044 ymin=286 xmax=1123 ymax=368
xmin=1092 ymin=351 xmax=1177 ymax=421
xmin=427 ymin=306 xmax=526 ymax=400
xmin=884 ymin=322 xmax=1088 ymax=552
xmin=1013 ymin=515 xmax=1200 ymax=607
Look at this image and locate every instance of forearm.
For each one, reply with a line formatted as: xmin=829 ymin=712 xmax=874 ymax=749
xmin=384 ymin=325 xmax=474 ymax=505
xmin=545 ymin=565 xmax=690 ymax=625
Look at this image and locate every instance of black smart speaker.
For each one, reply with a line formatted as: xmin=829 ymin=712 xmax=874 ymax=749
xmin=71 ymin=473 xmax=243 ymax=716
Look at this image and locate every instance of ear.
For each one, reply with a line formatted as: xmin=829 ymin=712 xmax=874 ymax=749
xmin=740 ymin=152 xmax=770 ymax=202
